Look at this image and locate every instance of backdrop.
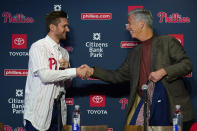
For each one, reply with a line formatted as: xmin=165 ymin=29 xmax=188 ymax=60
xmin=0 ymin=0 xmax=197 ymax=130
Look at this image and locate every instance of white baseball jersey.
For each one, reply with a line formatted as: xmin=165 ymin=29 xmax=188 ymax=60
xmin=24 ymin=35 xmax=76 ymax=130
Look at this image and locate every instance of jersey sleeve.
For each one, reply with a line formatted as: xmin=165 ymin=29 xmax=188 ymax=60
xmin=29 ymin=44 xmax=49 ymax=75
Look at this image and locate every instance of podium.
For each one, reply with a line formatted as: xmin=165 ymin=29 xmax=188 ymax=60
xmin=124 ymin=125 xmax=173 ymax=131
xmin=63 ymin=125 xmax=108 ymax=131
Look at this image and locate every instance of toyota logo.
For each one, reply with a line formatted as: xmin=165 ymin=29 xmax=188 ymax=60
xmin=14 ymin=38 xmax=24 ymax=45
xmin=92 ymin=96 xmax=103 ymax=103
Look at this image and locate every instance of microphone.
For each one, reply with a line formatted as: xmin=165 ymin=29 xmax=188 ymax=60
xmin=59 ymin=87 xmax=66 ymax=94
xmin=142 ymin=84 xmax=148 ymax=91
xmin=141 ymin=84 xmax=148 ymax=131
xmin=57 ymin=88 xmax=65 ymax=101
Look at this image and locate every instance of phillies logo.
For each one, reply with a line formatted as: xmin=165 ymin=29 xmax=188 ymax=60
xmin=12 ymin=34 xmax=27 ymax=49
xmin=90 ymin=94 xmax=105 ymax=107
xmin=2 ymin=12 xmax=34 ymax=23
xmin=49 ymin=58 xmax=57 ymax=70
xmin=157 ymin=12 xmax=190 ymax=23
xmin=3 ymin=125 xmax=12 ymax=131
xmin=3 ymin=125 xmax=24 ymax=131
xmin=119 ymin=98 xmax=128 ymax=110
xmin=14 ymin=127 xmax=24 ymax=131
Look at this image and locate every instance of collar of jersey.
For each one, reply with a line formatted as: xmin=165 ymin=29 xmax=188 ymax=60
xmin=46 ymin=35 xmax=61 ymax=50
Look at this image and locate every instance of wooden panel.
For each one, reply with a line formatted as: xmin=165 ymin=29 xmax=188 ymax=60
xmin=63 ymin=125 xmax=108 ymax=131
xmin=124 ymin=125 xmax=174 ymax=131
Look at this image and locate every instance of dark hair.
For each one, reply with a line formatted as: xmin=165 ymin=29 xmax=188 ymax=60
xmin=45 ymin=11 xmax=68 ymax=33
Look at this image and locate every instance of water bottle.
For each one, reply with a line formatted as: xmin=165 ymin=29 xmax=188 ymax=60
xmin=173 ymin=105 xmax=183 ymax=131
xmin=72 ymin=105 xmax=80 ymax=131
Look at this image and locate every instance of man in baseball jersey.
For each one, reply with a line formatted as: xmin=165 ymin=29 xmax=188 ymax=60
xmin=24 ymin=10 xmax=86 ymax=131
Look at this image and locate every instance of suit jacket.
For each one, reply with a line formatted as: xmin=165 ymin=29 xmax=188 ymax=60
xmin=93 ymin=35 xmax=194 ymax=123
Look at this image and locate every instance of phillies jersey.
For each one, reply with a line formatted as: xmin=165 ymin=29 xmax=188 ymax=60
xmin=24 ymin=35 xmax=76 ymax=130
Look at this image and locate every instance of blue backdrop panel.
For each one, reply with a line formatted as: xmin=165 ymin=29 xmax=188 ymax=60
xmin=0 ymin=0 xmax=197 ymax=130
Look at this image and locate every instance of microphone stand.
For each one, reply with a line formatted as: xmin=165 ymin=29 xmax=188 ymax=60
xmin=57 ymin=67 xmax=65 ymax=131
xmin=57 ymin=91 xmax=64 ymax=131
xmin=142 ymin=84 xmax=148 ymax=131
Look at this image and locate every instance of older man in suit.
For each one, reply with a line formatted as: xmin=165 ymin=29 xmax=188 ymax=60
xmin=82 ymin=8 xmax=194 ymax=131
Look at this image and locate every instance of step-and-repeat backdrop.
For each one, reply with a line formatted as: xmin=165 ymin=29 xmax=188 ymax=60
xmin=1 ymin=0 xmax=197 ymax=130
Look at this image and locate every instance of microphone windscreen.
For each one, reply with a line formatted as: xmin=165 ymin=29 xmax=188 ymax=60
xmin=141 ymin=84 xmax=148 ymax=90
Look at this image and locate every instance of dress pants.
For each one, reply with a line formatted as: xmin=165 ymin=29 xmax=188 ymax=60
xmin=25 ymin=100 xmax=62 ymax=131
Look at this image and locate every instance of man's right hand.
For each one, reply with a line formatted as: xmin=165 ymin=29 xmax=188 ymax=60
xmin=76 ymin=64 xmax=94 ymax=79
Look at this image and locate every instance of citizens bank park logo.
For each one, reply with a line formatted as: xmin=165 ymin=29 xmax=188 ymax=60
xmin=54 ymin=5 xmax=61 ymax=11
xmin=168 ymin=34 xmax=192 ymax=77
xmin=2 ymin=12 xmax=34 ymax=23
xmin=81 ymin=13 xmax=112 ymax=20
xmin=85 ymin=33 xmax=109 ymax=58
xmin=157 ymin=11 xmax=191 ymax=23
xmin=10 ymin=34 xmax=29 ymax=56
xmin=4 ymin=69 xmax=28 ymax=76
xmin=8 ymin=89 xmax=24 ymax=115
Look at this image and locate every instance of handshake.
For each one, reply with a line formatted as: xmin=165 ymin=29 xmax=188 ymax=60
xmin=76 ymin=64 xmax=94 ymax=79
xmin=58 ymin=58 xmax=94 ymax=79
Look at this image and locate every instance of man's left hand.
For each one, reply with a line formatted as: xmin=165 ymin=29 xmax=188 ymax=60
xmin=148 ymin=68 xmax=167 ymax=82
xmin=58 ymin=58 xmax=69 ymax=69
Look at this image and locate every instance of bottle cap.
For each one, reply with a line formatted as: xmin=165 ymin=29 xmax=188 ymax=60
xmin=75 ymin=105 xmax=80 ymax=109
xmin=176 ymin=105 xmax=181 ymax=109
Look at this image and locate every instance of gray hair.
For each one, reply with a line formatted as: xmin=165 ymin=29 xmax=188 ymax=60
xmin=128 ymin=8 xmax=153 ymax=29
